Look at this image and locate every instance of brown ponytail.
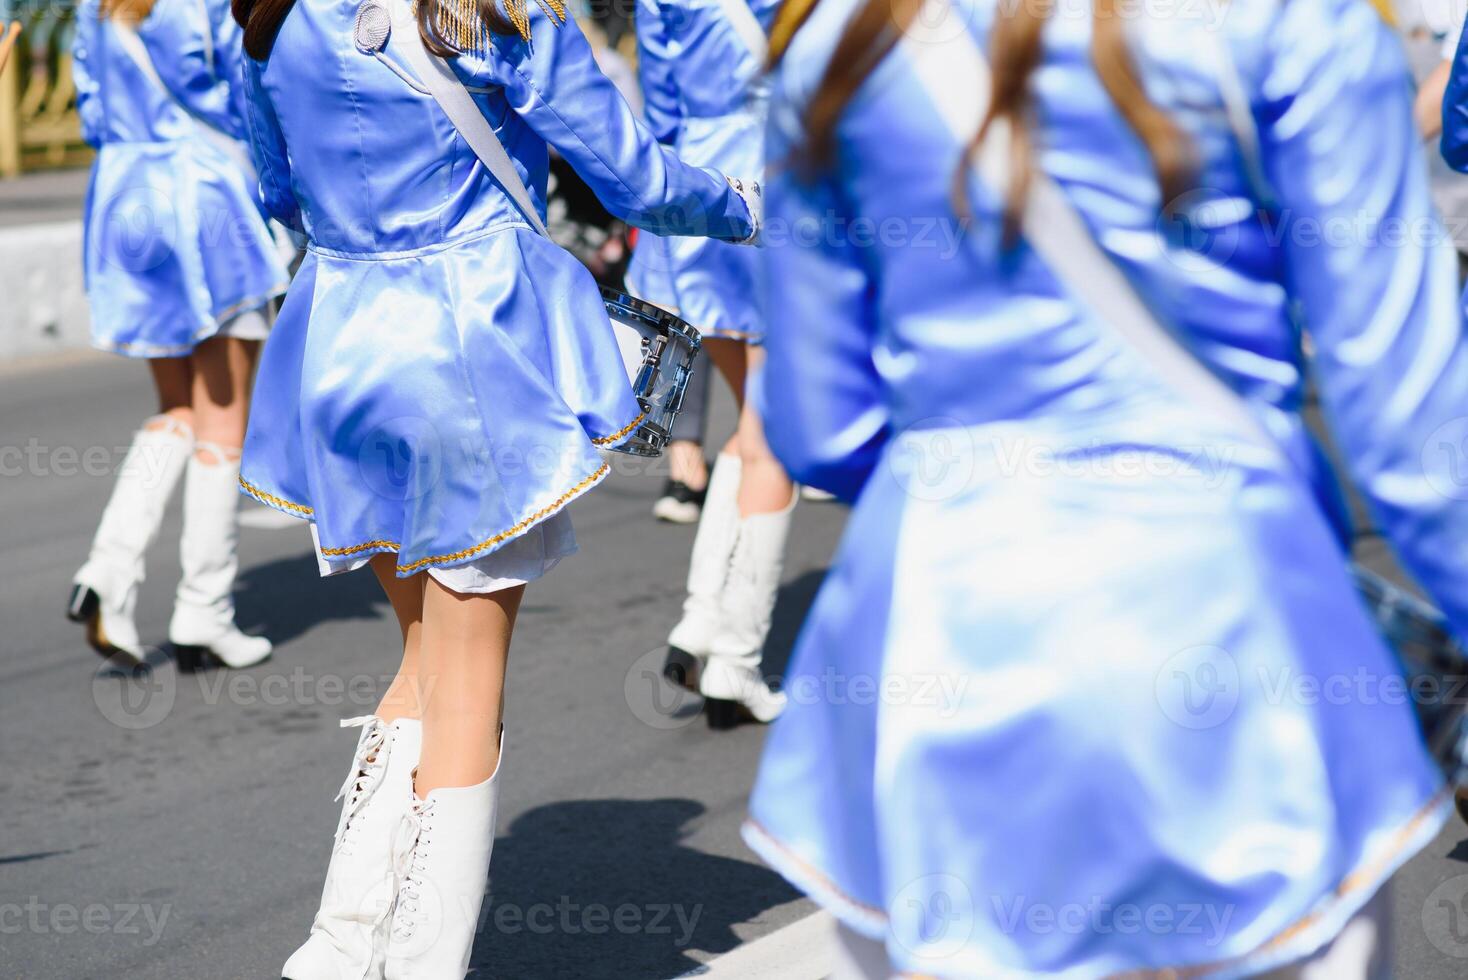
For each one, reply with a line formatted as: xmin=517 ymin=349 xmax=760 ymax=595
xmin=780 ymin=0 xmax=1195 ymax=233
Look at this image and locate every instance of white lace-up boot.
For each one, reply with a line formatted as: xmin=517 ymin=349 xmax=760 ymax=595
xmin=665 ymin=454 xmax=742 ymax=690
xmin=700 ymin=488 xmax=797 ymax=728
xmin=283 ymin=717 xmax=422 ymax=980
xmin=168 ymin=444 xmax=272 ymax=669
xmin=385 ymin=738 xmax=503 ymax=980
xmin=69 ymin=416 xmax=193 ymax=666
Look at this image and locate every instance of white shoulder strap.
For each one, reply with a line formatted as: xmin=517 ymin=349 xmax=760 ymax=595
xmin=111 ymin=16 xmax=255 ymax=177
xmin=900 ymin=11 xmax=1273 ymax=452
xmin=390 ymin=0 xmax=551 ymax=237
xmin=710 ymin=0 xmax=768 ymax=61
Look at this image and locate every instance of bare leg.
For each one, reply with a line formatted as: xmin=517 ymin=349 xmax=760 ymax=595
xmin=168 ymin=335 xmax=270 ymax=666
xmin=703 ymin=337 xmax=748 ymax=459
xmin=188 ymin=335 xmax=259 ymax=461
xmin=667 ymin=440 xmax=709 ymax=492
xmin=370 ymin=554 xmax=428 ymax=724
xmin=703 ymin=340 xmax=794 ymax=516
xmin=415 ymin=579 xmax=524 ymax=795
xmin=146 ymin=356 xmax=195 ymax=435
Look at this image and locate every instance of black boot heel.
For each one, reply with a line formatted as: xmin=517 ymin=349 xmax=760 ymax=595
xmin=704 ymin=697 xmax=741 ymax=731
xmin=66 ymin=584 xmax=99 ymax=623
xmin=173 ymin=644 xmax=209 ymax=673
xmin=663 ymin=647 xmax=701 ymax=692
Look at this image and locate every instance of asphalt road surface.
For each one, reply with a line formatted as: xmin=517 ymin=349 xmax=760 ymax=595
xmin=4 ymin=354 xmax=1468 ymax=979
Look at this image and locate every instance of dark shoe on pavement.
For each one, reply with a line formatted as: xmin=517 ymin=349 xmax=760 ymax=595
xmin=653 ymin=478 xmax=706 ymax=524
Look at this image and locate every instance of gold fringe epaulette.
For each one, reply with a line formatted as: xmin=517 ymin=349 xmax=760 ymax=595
xmin=419 ymin=0 xmax=566 ymax=49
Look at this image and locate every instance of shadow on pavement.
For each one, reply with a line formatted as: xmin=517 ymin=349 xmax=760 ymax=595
xmin=475 ymin=797 xmax=800 ymax=979
xmin=762 ymin=568 xmax=828 ymax=683
xmin=233 ymin=552 xmax=389 ymax=647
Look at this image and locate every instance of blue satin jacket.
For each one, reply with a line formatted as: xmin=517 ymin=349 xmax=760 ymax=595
xmin=635 ymin=0 xmax=779 ymax=140
xmin=74 ymin=0 xmax=285 ymax=356
xmin=243 ymin=0 xmax=752 ymax=253
xmin=745 ymin=0 xmax=1466 ymax=974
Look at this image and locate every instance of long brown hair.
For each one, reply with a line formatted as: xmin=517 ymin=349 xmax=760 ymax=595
xmin=772 ymin=0 xmax=1195 ymax=237
xmin=100 ymin=0 xmax=156 ymax=21
xmin=232 ymin=0 xmax=554 ymax=62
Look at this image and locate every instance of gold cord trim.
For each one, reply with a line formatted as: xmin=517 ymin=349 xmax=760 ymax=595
xmin=246 ymin=463 xmax=610 ymax=573
xmin=591 ymin=411 xmax=646 ymax=446
xmin=392 ymin=462 xmax=607 ymax=572
xmin=420 ymin=0 xmax=565 ymax=51
xmin=239 ymin=476 xmax=315 ymax=515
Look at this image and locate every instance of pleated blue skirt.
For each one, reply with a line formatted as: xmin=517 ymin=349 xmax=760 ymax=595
xmin=240 ymin=224 xmax=643 ymax=577
xmin=83 ymin=137 xmax=287 ymax=357
xmin=744 ymin=405 xmax=1448 ymax=978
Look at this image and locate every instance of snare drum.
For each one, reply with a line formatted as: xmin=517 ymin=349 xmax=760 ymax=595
xmin=601 ymin=287 xmax=702 ymax=457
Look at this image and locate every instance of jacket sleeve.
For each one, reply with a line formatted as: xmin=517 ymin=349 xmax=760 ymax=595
xmin=241 ymin=56 xmax=303 ymax=232
xmin=473 ymin=8 xmax=752 ymax=240
xmin=1443 ymin=19 xmax=1468 ymax=170
xmin=1262 ymin=0 xmax=1468 ymax=639
xmin=634 ymin=0 xmax=682 ymax=144
xmin=755 ymin=68 xmax=887 ymax=502
xmin=146 ymin=0 xmax=241 ymax=137
xmin=73 ymin=3 xmax=104 ymax=147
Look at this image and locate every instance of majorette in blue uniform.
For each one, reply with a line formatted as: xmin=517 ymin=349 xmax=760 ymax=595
xmin=67 ymin=0 xmax=287 ymax=672
xmin=745 ymin=0 xmax=1468 ymax=975
xmin=238 ymin=0 xmax=755 ymax=588
xmin=74 ymin=0 xmax=287 ymax=357
xmin=630 ymin=0 xmax=796 ymax=728
xmin=238 ymin=0 xmax=754 ymax=972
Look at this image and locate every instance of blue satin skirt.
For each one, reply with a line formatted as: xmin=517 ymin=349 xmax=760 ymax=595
xmin=82 ymin=138 xmax=287 ymax=357
xmin=240 ymin=224 xmax=642 ymax=577
xmin=626 ymin=110 xmax=764 ymax=342
xmin=743 ymin=403 xmax=1448 ymax=978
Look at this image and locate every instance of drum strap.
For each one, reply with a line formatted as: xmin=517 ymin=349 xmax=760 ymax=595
xmin=390 ymin=0 xmax=552 ymax=238
xmin=710 ymin=0 xmax=768 ymax=62
xmin=110 ymin=16 xmax=256 ymax=179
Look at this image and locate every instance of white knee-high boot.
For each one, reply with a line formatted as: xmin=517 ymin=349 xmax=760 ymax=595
xmin=70 ymin=415 xmax=194 ymax=665
xmin=168 ymin=444 xmax=272 ymax=669
xmin=699 ymin=488 xmax=797 ymax=728
xmin=386 ymin=739 xmax=503 ymax=980
xmin=665 ymin=453 xmax=742 ymax=689
xmin=284 ymin=717 xmax=423 ymax=980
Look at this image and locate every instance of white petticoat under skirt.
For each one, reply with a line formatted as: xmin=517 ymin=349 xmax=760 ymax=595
xmin=309 ymin=510 xmax=576 ymax=594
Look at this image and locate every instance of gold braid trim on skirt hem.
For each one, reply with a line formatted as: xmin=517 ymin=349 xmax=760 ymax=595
xmin=243 ymin=464 xmax=611 ymax=575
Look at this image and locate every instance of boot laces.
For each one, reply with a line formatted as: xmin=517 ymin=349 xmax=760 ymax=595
xmin=333 ymin=716 xmax=390 ymax=854
xmin=390 ymin=798 xmax=436 ymax=942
